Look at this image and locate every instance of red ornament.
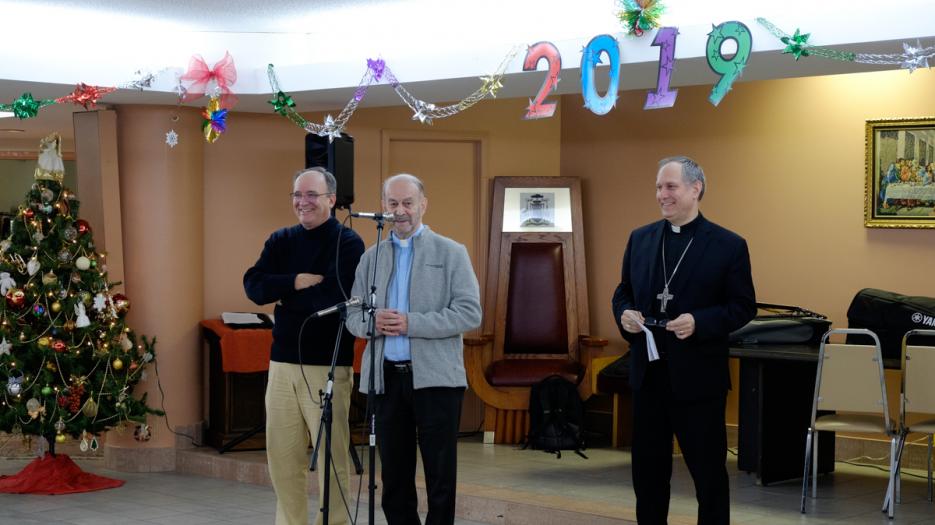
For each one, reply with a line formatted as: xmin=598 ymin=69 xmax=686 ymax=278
xmin=76 ymin=219 xmax=91 ymax=236
xmin=55 ymin=83 xmax=117 ymax=110
xmin=52 ymin=339 xmax=67 ymax=353
xmin=112 ymin=293 xmax=130 ymax=316
xmin=129 ymin=361 xmax=139 ymax=371
xmin=23 ymin=208 xmax=34 ymax=219
xmin=5 ymin=288 xmax=25 ymax=308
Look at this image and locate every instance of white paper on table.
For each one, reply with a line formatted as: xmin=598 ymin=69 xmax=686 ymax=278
xmin=221 ymin=312 xmax=265 ymax=325
xmin=639 ymin=323 xmax=660 ymax=361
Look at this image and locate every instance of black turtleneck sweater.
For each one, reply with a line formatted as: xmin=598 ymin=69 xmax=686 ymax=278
xmin=244 ymin=217 xmax=364 ymax=365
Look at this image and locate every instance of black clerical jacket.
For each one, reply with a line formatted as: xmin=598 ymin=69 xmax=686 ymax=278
xmin=611 ymin=214 xmax=756 ymax=400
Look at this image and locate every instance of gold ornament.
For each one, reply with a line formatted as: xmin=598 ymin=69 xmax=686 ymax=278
xmin=41 ymin=271 xmax=57 ymax=286
xmin=112 ymin=358 xmax=123 ymax=370
xmin=50 ymin=301 xmax=61 ymax=313
xmin=55 ymin=433 xmax=66 ymax=444
xmin=81 ymin=397 xmax=98 ymax=418
xmin=63 ymin=319 xmax=75 ymax=332
xmin=37 ymin=337 xmax=50 ymax=348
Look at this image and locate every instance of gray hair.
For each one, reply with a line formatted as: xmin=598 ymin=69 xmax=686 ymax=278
xmin=294 ymin=167 xmax=337 ymax=194
xmin=658 ymin=156 xmax=705 ymax=201
xmin=382 ymin=173 xmax=425 ymax=199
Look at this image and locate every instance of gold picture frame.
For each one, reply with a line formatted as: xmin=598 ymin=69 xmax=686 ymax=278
xmin=865 ymin=117 xmax=935 ymax=228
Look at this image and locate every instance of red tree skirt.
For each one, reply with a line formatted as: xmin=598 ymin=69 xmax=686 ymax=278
xmin=0 ymin=453 xmax=124 ymax=494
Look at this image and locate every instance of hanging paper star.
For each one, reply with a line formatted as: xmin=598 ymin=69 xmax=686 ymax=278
xmin=121 ymin=70 xmax=157 ymax=91
xmin=367 ymin=58 xmax=386 ymax=81
xmin=201 ymin=97 xmax=228 ymax=144
xmin=901 ymin=40 xmax=930 ymax=73
xmin=781 ymin=29 xmax=811 ymax=60
xmin=1 ymin=92 xmax=55 ymax=119
xmin=479 ymin=75 xmax=503 ymax=97
xmin=55 ymin=83 xmax=117 ymax=109
xmin=268 ymin=91 xmax=295 ymax=116
xmin=165 ymin=129 xmax=179 ymax=148
xmin=411 ymin=101 xmax=436 ymax=124
xmin=315 ymin=115 xmax=343 ymax=142
xmin=0 ymin=337 xmax=11 ymax=356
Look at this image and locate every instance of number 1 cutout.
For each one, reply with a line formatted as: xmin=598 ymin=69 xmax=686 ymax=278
xmin=522 ymin=42 xmax=561 ymax=120
xmin=706 ymin=21 xmax=753 ymax=107
xmin=644 ymin=27 xmax=679 ymax=110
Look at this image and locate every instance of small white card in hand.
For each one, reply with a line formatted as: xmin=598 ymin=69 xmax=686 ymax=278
xmin=639 ymin=323 xmax=660 ymax=361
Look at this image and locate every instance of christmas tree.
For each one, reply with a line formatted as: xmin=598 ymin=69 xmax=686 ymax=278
xmin=0 ymin=132 xmax=160 ymax=452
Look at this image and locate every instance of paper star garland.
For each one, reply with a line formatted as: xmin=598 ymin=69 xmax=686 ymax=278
xmin=781 ymin=29 xmax=811 ymax=60
xmin=268 ymin=91 xmax=295 ymax=116
xmin=0 ymin=92 xmax=56 ymax=120
xmin=55 ymin=83 xmax=117 ymax=109
xmin=480 ymin=75 xmax=504 ymax=97
xmin=315 ymin=115 xmax=343 ymax=142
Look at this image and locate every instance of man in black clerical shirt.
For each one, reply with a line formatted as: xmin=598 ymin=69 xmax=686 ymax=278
xmin=612 ymin=156 xmax=756 ymax=525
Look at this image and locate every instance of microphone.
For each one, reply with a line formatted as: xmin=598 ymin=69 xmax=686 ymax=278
xmin=311 ymin=296 xmax=362 ymax=318
xmin=350 ymin=212 xmax=397 ymax=222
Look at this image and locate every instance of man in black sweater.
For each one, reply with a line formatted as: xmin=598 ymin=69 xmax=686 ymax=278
xmin=244 ymin=167 xmax=364 ymax=525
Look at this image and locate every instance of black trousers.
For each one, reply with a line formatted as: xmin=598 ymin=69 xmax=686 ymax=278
xmin=376 ymin=362 xmax=464 ymax=525
xmin=631 ymin=360 xmax=729 ymax=525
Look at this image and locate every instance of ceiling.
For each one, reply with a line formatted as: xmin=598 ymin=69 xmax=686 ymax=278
xmin=1 ymin=0 xmax=933 ymax=142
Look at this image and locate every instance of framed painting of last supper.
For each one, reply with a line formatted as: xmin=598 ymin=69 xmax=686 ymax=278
xmin=865 ymin=117 xmax=935 ymax=228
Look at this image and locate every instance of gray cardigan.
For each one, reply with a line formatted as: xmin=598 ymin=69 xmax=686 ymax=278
xmin=346 ymin=226 xmax=482 ymax=394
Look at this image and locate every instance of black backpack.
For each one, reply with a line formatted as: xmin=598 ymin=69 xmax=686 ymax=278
xmin=524 ymin=375 xmax=587 ymax=459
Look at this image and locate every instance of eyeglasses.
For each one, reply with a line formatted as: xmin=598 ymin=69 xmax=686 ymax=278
xmin=290 ymin=191 xmax=334 ymax=201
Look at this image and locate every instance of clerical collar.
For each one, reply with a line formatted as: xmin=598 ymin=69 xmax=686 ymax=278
xmin=667 ymin=214 xmax=701 ymax=234
xmin=390 ymin=224 xmax=425 ymax=247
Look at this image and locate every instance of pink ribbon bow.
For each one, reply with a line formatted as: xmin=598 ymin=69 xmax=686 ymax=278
xmin=180 ymin=51 xmax=238 ymax=109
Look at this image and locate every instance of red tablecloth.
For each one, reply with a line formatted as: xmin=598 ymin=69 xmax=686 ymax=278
xmin=200 ymin=318 xmax=366 ymax=373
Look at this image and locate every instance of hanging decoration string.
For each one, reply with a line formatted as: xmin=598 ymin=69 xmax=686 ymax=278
xmin=268 ymin=48 xmax=517 ymax=138
xmin=757 ymin=18 xmax=935 ymax=72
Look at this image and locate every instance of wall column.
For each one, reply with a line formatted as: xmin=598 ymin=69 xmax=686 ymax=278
xmin=104 ymin=105 xmax=204 ymax=471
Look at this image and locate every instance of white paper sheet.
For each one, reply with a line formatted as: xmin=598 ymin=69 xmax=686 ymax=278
xmin=221 ymin=312 xmax=265 ymax=325
xmin=639 ymin=323 xmax=660 ymax=362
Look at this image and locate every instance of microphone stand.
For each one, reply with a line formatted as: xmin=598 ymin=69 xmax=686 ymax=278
xmin=364 ymin=216 xmax=386 ymax=525
xmin=309 ymin=305 xmax=350 ymax=525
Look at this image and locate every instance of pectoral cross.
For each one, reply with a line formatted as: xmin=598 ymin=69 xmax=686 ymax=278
xmin=657 ymin=286 xmax=673 ymax=313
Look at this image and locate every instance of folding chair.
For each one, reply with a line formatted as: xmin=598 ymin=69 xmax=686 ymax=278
xmin=801 ymin=328 xmax=899 ymax=518
xmin=892 ymin=329 xmax=935 ymax=504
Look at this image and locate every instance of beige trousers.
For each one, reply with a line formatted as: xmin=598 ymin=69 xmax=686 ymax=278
xmin=266 ymin=361 xmax=353 ymax=525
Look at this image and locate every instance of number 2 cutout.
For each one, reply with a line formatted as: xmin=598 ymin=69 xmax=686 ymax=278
xmin=644 ymin=27 xmax=679 ymax=110
xmin=522 ymin=42 xmax=561 ymax=120
xmin=706 ymin=21 xmax=752 ymax=107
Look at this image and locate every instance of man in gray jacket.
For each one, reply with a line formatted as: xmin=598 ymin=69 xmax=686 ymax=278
xmin=347 ymin=173 xmax=481 ymax=525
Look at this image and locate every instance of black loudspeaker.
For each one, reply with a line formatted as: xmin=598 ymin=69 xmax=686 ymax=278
xmin=305 ymin=132 xmax=354 ymax=209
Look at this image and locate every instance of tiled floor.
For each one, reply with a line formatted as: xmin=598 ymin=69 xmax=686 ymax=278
xmin=1 ymin=437 xmax=934 ymax=524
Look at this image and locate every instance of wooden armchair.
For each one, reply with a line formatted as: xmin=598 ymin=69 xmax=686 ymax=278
xmin=464 ymin=177 xmax=606 ymax=444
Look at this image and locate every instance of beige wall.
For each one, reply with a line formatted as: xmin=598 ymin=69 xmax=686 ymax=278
xmin=561 ymin=69 xmax=935 ymax=358
xmin=204 ymin=97 xmax=562 ymax=318
xmin=562 ymin=69 xmax=935 ymax=426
